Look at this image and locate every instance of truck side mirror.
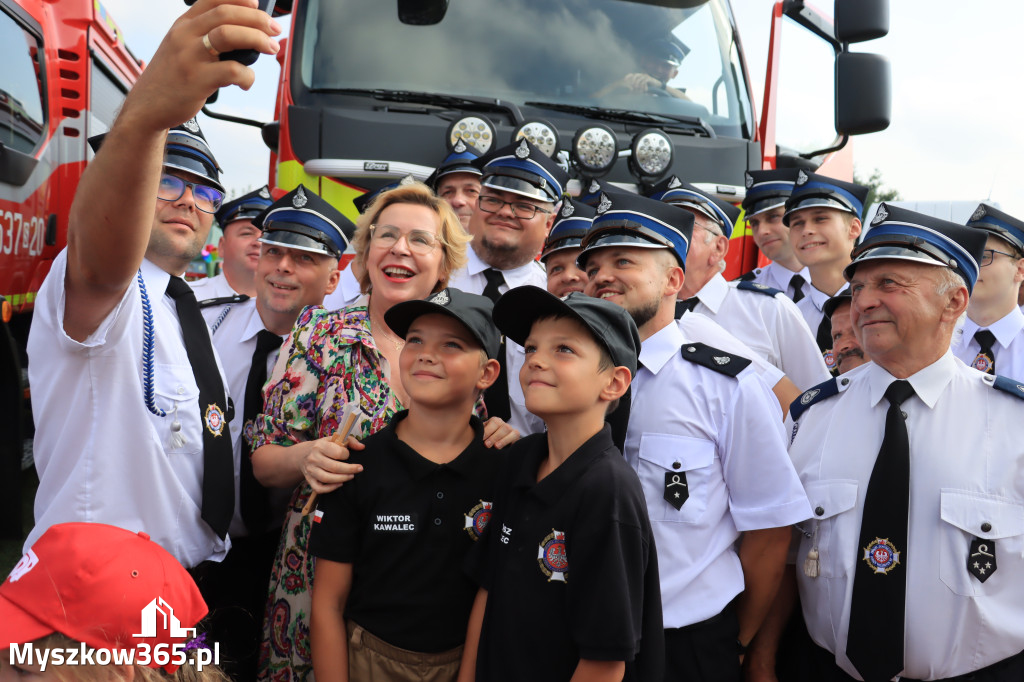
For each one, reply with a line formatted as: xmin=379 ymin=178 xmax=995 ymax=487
xmin=835 ymin=52 xmax=891 ymax=135
xmin=835 ymin=0 xmax=889 ymax=43
xmin=398 ymin=0 xmax=449 ymax=25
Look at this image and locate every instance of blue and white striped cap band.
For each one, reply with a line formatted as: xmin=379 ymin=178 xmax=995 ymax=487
xmin=966 ymin=203 xmax=1024 ymax=255
xmin=578 ymin=192 xmax=694 ymax=270
xmin=165 ymin=125 xmax=223 ymax=193
xmin=434 ymin=140 xmax=483 ymax=185
xmin=216 ymin=187 xmax=273 ymax=227
xmin=256 ymin=186 xmax=356 ymax=259
xmin=653 ymin=188 xmax=736 ymax=238
xmin=482 ymin=139 xmax=566 ymax=203
xmin=783 ymin=171 xmax=868 ymax=225
xmin=541 ymin=220 xmax=589 ymax=261
xmin=845 ymin=203 xmax=987 ymax=293
xmin=741 ymin=169 xmax=800 ymax=219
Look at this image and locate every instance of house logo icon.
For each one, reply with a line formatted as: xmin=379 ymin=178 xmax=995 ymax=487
xmin=133 ymin=597 xmax=197 ymax=639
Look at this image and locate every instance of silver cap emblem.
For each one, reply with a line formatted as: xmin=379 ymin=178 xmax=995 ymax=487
xmin=430 ymin=289 xmax=451 ymax=305
xmin=970 ymin=205 xmax=986 ymax=222
xmin=453 ymin=138 xmax=467 ymax=153
xmin=744 ymin=172 xmax=753 ymax=189
xmin=796 ymin=170 xmax=809 ymax=185
xmin=515 ymin=139 xmax=530 ymax=159
xmin=182 ymin=117 xmax=200 ymax=133
xmin=259 ymin=187 xmax=271 ymax=199
xmin=872 ymin=205 xmax=889 ymax=226
xmin=293 ymin=186 xmax=308 ymax=208
xmin=561 ymin=202 xmax=575 ymax=218
xmin=597 ymin=193 xmax=612 ymax=214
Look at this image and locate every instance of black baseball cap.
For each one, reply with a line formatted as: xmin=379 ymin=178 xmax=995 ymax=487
xmin=385 ymin=287 xmax=500 ymax=360
xmin=493 ymin=286 xmax=640 ymax=377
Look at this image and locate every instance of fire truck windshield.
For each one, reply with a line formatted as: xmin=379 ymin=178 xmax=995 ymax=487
xmin=294 ymin=0 xmax=753 ymax=140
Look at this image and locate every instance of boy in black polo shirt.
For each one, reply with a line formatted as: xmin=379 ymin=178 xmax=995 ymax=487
xmin=309 ymin=288 xmax=502 ymax=682
xmin=460 ymin=286 xmax=664 ymax=682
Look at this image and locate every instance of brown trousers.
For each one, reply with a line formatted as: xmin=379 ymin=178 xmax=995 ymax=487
xmin=347 ymin=621 xmax=463 ymax=682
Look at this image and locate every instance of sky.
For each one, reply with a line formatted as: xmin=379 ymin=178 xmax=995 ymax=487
xmin=100 ymin=0 xmax=1024 ymax=217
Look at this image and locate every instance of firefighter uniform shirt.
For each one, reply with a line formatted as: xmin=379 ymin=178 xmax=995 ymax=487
xmin=468 ymin=426 xmax=664 ymax=682
xmin=741 ymin=261 xmax=811 ymax=302
xmin=952 ymin=307 xmax=1024 ymax=382
xmin=308 ymin=411 xmax=498 ymax=653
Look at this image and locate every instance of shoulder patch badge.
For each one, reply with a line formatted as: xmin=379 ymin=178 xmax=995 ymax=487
xmin=680 ymin=342 xmax=752 ymax=378
xmin=538 ymin=529 xmax=568 ymax=582
xmin=736 ymin=280 xmax=783 ymax=297
xmin=789 ymin=378 xmax=840 ymax=421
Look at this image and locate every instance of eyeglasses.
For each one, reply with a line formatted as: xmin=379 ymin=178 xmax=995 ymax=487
xmin=979 ymin=248 xmax=1022 ymax=267
xmin=477 ymin=194 xmax=552 ymax=220
xmin=369 ymin=224 xmax=442 ymax=255
xmin=157 ymin=174 xmax=224 ymax=214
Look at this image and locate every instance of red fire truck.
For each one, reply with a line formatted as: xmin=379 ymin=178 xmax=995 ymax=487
xmin=220 ymin=0 xmax=888 ymax=273
xmin=0 ymin=0 xmax=143 ymax=536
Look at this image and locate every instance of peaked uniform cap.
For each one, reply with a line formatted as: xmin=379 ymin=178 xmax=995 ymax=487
xmin=783 ymin=171 xmax=868 ymax=225
xmin=255 ymin=185 xmax=356 ymax=258
xmin=481 ymin=139 xmax=567 ymax=203
xmin=741 ymin=168 xmax=801 ymax=218
xmin=647 ymin=176 xmax=740 ymax=238
xmin=578 ymin=191 xmax=694 ymax=270
xmin=215 ymin=185 xmax=274 ymax=227
xmin=846 ymin=202 xmax=987 ymax=293
xmin=541 ymin=198 xmax=596 ymax=261
xmin=966 ymin=203 xmax=1024 ymax=254
xmin=823 ymin=290 xmax=853 ymax=320
xmin=429 ymin=140 xmax=484 ymax=188
xmin=384 ymin=287 xmax=500 ymax=360
xmin=353 ymin=175 xmax=418 ymax=215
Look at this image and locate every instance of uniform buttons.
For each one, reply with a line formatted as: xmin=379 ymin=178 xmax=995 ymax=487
xmin=672 ymin=462 xmax=682 ymax=470
xmin=981 ymin=522 xmax=992 ymax=533
xmin=434 ymin=518 xmax=442 ymax=526
xmin=436 ymin=491 xmax=444 ymax=500
xmin=176 ymin=386 xmax=186 ymax=395
xmin=815 ymin=506 xmax=825 ymax=516
xmin=841 ymin=378 xmax=850 ymax=386
xmin=901 ymin=411 xmax=908 ymax=419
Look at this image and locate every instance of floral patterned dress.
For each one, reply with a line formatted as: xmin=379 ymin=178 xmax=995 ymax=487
xmin=253 ymin=300 xmax=401 ymax=682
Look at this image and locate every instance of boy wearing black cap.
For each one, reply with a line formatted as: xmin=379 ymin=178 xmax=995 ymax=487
xmin=460 ymin=287 xmax=663 ymax=682
xmin=308 ymin=288 xmax=502 ymax=682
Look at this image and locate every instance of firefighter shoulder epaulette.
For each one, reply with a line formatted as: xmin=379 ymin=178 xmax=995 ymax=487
xmin=736 ymin=268 xmax=760 ymax=282
xmin=198 ymin=294 xmax=250 ymax=309
xmin=680 ymin=343 xmax=751 ymax=378
xmin=736 ymin=280 xmax=782 ymax=297
xmin=992 ymin=375 xmax=1024 ymax=401
xmin=789 ymin=378 xmax=841 ymax=421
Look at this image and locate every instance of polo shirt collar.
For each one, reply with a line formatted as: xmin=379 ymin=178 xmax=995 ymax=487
xmin=962 ymin=306 xmax=1024 ymax=349
xmin=638 ymin=319 xmax=685 ymax=376
xmin=693 ymin=273 xmax=729 ymax=314
xmin=386 ymin=410 xmax=485 ymax=479
xmin=512 ymin=426 xmax=616 ymax=506
xmin=140 ymin=258 xmax=173 ymax=298
xmin=866 ymin=350 xmax=956 ymax=410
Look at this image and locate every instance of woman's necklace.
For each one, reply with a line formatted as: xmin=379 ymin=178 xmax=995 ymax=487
xmin=370 ymin=307 xmax=405 ymax=351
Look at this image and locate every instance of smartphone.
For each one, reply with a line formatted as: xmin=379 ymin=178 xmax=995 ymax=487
xmin=184 ymin=0 xmax=278 ymax=66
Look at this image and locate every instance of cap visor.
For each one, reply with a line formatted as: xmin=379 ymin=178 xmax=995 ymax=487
xmin=384 ymin=300 xmax=496 ymax=359
xmin=259 ymin=232 xmax=336 ymax=258
xmin=0 ymin=593 xmax=57 ymax=648
xmin=843 ymin=246 xmax=952 ymax=281
xmin=784 ymin=197 xmax=853 ymax=222
xmin=743 ymin=198 xmax=787 ymax=219
xmin=483 ymin=175 xmax=556 ymax=203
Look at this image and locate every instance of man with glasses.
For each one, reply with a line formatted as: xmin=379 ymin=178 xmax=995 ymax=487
xmin=449 ymin=138 xmax=567 ymax=435
xmin=952 ymin=204 xmax=1024 ymax=382
xmin=25 ymin=0 xmax=281 ymax=576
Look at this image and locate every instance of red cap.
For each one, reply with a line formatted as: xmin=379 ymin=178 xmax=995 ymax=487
xmin=0 ymin=523 xmax=208 ymax=672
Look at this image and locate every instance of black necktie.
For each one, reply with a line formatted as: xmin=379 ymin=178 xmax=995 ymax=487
xmin=789 ymin=274 xmax=806 ymax=304
xmin=166 ymin=277 xmax=235 ymax=539
xmin=972 ymin=329 xmax=997 ymax=375
xmin=240 ymin=329 xmax=283 ymax=534
xmin=675 ymin=297 xmax=699 ymax=319
xmin=847 ymin=379 xmax=916 ymax=682
xmin=481 ymin=269 xmax=511 ymax=421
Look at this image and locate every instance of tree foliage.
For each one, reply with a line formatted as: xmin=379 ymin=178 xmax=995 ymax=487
xmin=854 ymin=168 xmax=901 ymax=208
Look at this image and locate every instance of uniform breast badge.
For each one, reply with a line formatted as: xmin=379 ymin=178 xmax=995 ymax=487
xmin=862 ymin=537 xmax=900 ymax=574
xmin=664 ymin=471 xmax=689 ymax=510
xmin=971 ymin=352 xmax=994 ymax=374
xmin=204 ymin=403 xmax=226 ymax=437
xmin=463 ymin=500 xmax=493 ymax=541
xmin=968 ymin=538 xmax=996 ymax=582
xmin=537 ymin=529 xmax=568 ymax=582
xmin=823 ymin=348 xmax=837 ymax=372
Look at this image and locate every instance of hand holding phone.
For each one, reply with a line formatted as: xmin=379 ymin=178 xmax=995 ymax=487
xmin=184 ymin=0 xmax=277 ymax=66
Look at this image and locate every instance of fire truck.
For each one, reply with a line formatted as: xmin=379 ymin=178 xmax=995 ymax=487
xmin=213 ymin=0 xmax=889 ymax=272
xmin=0 ymin=0 xmax=143 ymax=536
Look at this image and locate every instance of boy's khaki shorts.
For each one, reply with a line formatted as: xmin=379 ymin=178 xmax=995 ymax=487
xmin=347 ymin=621 xmax=463 ymax=682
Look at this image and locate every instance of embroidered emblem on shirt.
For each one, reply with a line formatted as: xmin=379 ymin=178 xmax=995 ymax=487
xmin=968 ymin=538 xmax=996 ymax=582
xmin=862 ymin=537 xmax=900 ymax=574
xmin=515 ymin=139 xmax=530 ymax=159
xmin=800 ymin=389 xmax=821 ymax=405
xmin=537 ymin=529 xmax=568 ymax=582
xmin=204 ymin=404 xmax=226 ymax=437
xmin=464 ymin=500 xmax=493 ymax=540
xmin=872 ymin=205 xmax=889 ymax=225
xmin=713 ymin=356 xmax=731 ymax=365
xmin=313 ymin=509 xmax=324 ymax=524
xmin=664 ymin=472 xmax=688 ymax=510
xmin=293 ymin=186 xmax=308 ymax=208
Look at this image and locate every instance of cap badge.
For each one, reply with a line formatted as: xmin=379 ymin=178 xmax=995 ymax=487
xmin=293 ymin=186 xmax=309 ymax=208
xmin=744 ymin=172 xmax=753 ymax=189
xmin=429 ymin=289 xmax=451 ymax=306
xmin=399 ymin=174 xmax=416 ymax=186
xmin=453 ymin=138 xmax=467 ymax=153
xmin=796 ymin=169 xmax=809 ymax=185
xmin=588 ymin=179 xmax=601 ymax=194
xmin=183 ymin=117 xmax=200 ymax=133
xmin=259 ymin=187 xmax=271 ymax=199
xmin=597 ymin=193 xmax=612 ymax=214
xmin=668 ymin=176 xmax=682 ymax=189
xmin=970 ymin=205 xmax=987 ymax=222
xmin=872 ymin=205 xmax=889 ymax=226
xmin=515 ymin=139 xmax=530 ymax=159
xmin=561 ymin=202 xmax=575 ymax=218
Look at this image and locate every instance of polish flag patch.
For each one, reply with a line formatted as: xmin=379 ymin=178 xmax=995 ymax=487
xmin=313 ymin=509 xmax=324 ymax=524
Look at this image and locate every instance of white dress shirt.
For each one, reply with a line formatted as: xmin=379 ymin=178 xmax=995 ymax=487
xmin=952 ymin=307 xmax=1024 ymax=383
xmin=788 ymin=353 xmax=1024 ymax=680
xmin=322 ymin=265 xmax=363 ymax=311
xmin=744 ymin=262 xmax=811 ymax=302
xmin=679 ymin=312 xmax=785 ymax=388
xmin=208 ymin=298 xmax=292 ymax=538
xmin=189 ymin=272 xmax=240 ymax=300
xmin=626 ymin=320 xmax=812 ymax=628
xmin=27 ymin=252 xmax=230 ymax=567
xmin=690 ymin=273 xmax=831 ymax=390
xmin=448 ymin=248 xmax=548 ymax=436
